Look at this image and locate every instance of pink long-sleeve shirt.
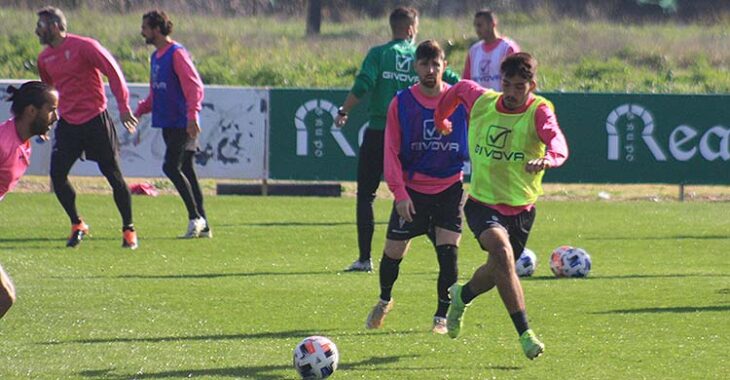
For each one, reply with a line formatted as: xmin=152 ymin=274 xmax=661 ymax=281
xmin=0 ymin=119 xmax=31 ymax=201
xmin=385 ymin=83 xmax=463 ymax=202
xmin=434 ymin=80 xmax=569 ymax=215
xmin=134 ymin=41 xmax=204 ymax=122
xmin=38 ymin=33 xmax=131 ymax=124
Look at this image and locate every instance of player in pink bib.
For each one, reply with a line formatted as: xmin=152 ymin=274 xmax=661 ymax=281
xmin=462 ymin=9 xmax=520 ymax=91
xmin=0 ymin=81 xmax=59 ymax=319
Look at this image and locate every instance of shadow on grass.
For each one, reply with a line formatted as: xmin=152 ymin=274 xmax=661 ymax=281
xmin=45 ymin=329 xmax=423 ymax=345
xmin=523 ymin=273 xmax=729 ymax=281
xmin=53 ymin=271 xmax=337 ymax=280
xmin=0 ymin=237 xmax=57 ymax=243
xmin=117 ymin=271 xmax=334 ymax=279
xmin=79 ymin=354 xmax=418 ymax=379
xmin=218 ymin=221 xmax=387 ymax=227
xmin=584 ymin=234 xmax=729 ymax=241
xmin=47 ymin=329 xmax=335 ymax=345
xmin=60 ymin=269 xmax=447 ymax=280
xmin=594 ymin=305 xmax=730 ymax=314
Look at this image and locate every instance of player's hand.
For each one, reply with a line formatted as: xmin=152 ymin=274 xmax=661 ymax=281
xmin=121 ymin=112 xmax=138 ymax=134
xmin=526 ymin=157 xmax=551 ymax=174
xmin=187 ymin=119 xmax=201 ymax=139
xmin=395 ymin=198 xmax=416 ymax=223
xmin=437 ymin=119 xmax=453 ymax=135
xmin=334 ymin=114 xmax=348 ymax=128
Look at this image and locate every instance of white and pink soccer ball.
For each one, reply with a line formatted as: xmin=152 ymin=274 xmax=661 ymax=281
xmin=550 ymin=246 xmax=592 ymax=277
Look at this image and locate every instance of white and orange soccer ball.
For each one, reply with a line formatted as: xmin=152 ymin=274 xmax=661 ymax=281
xmin=550 ymin=245 xmax=573 ymax=277
xmin=550 ymin=245 xmax=592 ymax=277
xmin=293 ymin=336 xmax=339 ymax=379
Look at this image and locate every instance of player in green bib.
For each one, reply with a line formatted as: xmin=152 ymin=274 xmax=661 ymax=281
xmin=434 ymin=53 xmax=569 ymax=360
xmin=335 ymin=7 xmax=460 ymax=273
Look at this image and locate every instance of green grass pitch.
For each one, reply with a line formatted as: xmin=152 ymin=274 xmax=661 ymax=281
xmin=0 ymin=193 xmax=728 ymax=379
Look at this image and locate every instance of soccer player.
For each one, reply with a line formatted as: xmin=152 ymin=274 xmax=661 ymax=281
xmin=434 ymin=53 xmax=568 ymax=359
xmin=462 ymin=9 xmax=519 ymax=91
xmin=0 ymin=263 xmax=15 ymax=319
xmin=365 ymin=40 xmax=468 ymax=334
xmin=36 ymin=6 xmax=139 ymax=249
xmin=335 ymin=7 xmax=460 ymax=272
xmin=135 ymin=10 xmax=211 ymax=239
xmin=0 ymin=81 xmax=58 ymax=201
xmin=0 ymin=81 xmax=58 ymax=320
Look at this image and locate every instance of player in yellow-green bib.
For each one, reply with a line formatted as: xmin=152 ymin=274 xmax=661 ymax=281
xmin=335 ymin=7 xmax=460 ymax=273
xmin=434 ymin=53 xmax=568 ymax=360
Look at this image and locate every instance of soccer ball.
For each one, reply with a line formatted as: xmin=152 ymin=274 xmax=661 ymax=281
xmin=549 ymin=245 xmax=573 ymax=277
xmin=550 ymin=246 xmax=592 ymax=277
xmin=561 ymin=247 xmax=592 ymax=277
xmin=293 ymin=336 xmax=339 ymax=379
xmin=515 ymin=248 xmax=537 ymax=277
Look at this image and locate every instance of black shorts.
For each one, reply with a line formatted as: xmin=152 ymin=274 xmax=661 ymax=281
xmin=386 ymin=182 xmax=464 ymax=241
xmin=162 ymin=127 xmax=198 ymax=154
xmin=464 ymin=198 xmax=536 ymax=258
xmin=52 ymin=110 xmax=120 ymax=163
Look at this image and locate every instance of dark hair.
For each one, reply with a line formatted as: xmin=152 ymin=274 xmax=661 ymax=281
xmin=6 ymin=81 xmax=55 ymax=117
xmin=389 ymin=7 xmax=418 ymax=32
xmin=474 ymin=9 xmax=496 ymax=23
xmin=143 ymin=10 xmax=173 ymax=36
xmin=37 ymin=6 xmax=67 ymax=31
xmin=416 ymin=40 xmax=444 ymax=61
xmin=501 ymin=52 xmax=538 ymax=80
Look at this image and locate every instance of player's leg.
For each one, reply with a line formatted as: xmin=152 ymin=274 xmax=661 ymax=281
xmin=97 ymin=157 xmax=133 ymax=226
xmin=180 ymin=150 xmax=210 ymax=237
xmin=431 ymin=182 xmax=464 ymax=333
xmin=0 ymin=263 xmax=16 ymax=319
xmin=477 ymin=209 xmax=544 ymax=359
xmin=349 ymin=129 xmax=385 ymax=271
xmin=365 ymin=238 xmax=407 ymax=329
xmin=162 ymin=129 xmax=204 ymax=237
xmin=478 ymin=227 xmax=524 ymax=313
xmin=433 ymin=228 xmax=459 ymax=334
xmin=50 ymin=118 xmax=87 ymax=247
xmin=180 ymin=150 xmax=204 ymax=217
xmin=366 ymin=192 xmax=428 ymax=329
xmin=88 ymin=111 xmax=136 ymax=248
xmin=446 ymin=198 xmax=496 ymax=338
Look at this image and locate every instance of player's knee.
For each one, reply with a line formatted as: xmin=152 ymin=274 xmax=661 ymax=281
xmin=488 ymin=246 xmax=514 ymax=267
xmin=49 ymin=166 xmax=67 ymax=185
xmin=162 ymin=161 xmax=180 ymax=178
xmin=383 ymin=239 xmax=408 ymax=259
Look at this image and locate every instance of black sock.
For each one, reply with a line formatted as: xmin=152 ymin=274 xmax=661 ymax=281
xmin=436 ymin=244 xmax=458 ymax=317
xmin=510 ymin=310 xmax=530 ymax=336
xmin=461 ymin=281 xmax=477 ymax=305
xmin=378 ymin=254 xmax=402 ymax=301
xmin=123 ymin=224 xmax=135 ymax=232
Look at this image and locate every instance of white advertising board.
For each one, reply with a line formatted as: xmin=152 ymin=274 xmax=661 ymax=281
xmin=0 ymin=81 xmax=267 ymax=179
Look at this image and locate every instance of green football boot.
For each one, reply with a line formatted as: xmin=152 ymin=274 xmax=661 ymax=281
xmin=446 ymin=284 xmax=471 ymax=338
xmin=520 ymin=329 xmax=545 ymax=360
